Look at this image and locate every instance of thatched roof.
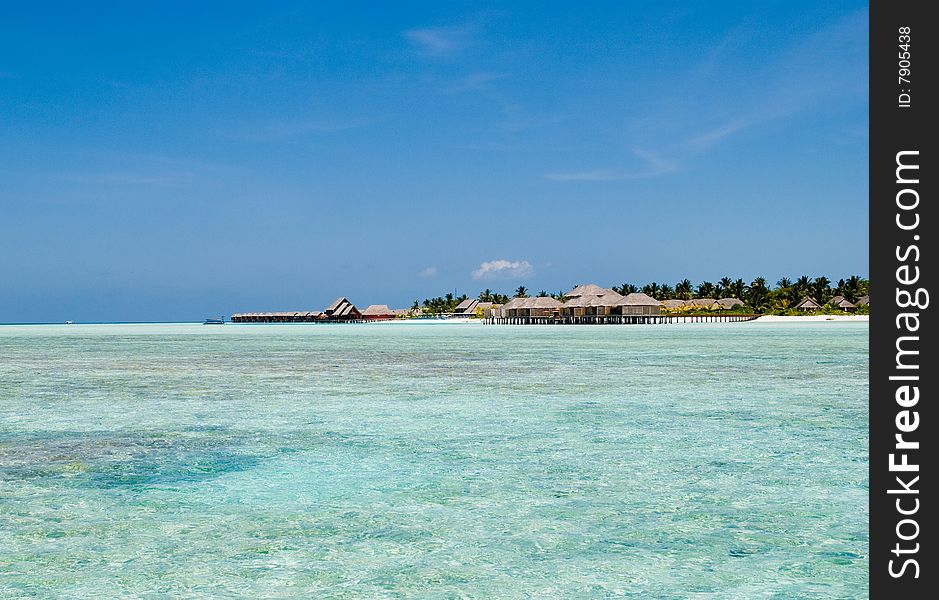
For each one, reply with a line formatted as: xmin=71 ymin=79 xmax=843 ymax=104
xmin=716 ymin=297 xmax=744 ymax=309
xmin=361 ymin=304 xmax=394 ymax=316
xmin=518 ymin=296 xmax=563 ymax=309
xmin=502 ymin=297 xmax=526 ymax=310
xmin=661 ymin=299 xmax=686 ymax=309
xmin=324 ymin=297 xmax=348 ymax=312
xmin=392 ymin=308 xmax=411 ymax=316
xmin=690 ymin=298 xmax=717 ymax=308
xmin=324 ymin=297 xmax=360 ymax=317
xmin=564 ymin=291 xmax=624 ymax=307
xmin=833 ymin=297 xmax=855 ymax=309
xmin=454 ymin=298 xmax=478 ymax=312
xmin=564 ymin=284 xmax=620 ymax=298
xmin=856 ymin=295 xmax=869 ymax=306
xmin=617 ymin=292 xmax=660 ymax=306
xmin=795 ymin=296 xmax=822 ymax=309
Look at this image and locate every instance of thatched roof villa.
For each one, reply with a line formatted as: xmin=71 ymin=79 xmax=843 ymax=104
xmin=829 ymin=296 xmax=856 ymax=311
xmin=715 ymin=297 xmax=745 ymax=310
xmin=503 ymin=296 xmax=563 ymax=318
xmin=794 ymin=296 xmax=822 ymax=311
xmin=661 ymin=299 xmax=686 ymax=310
xmin=562 ymin=292 xmax=623 ymax=317
xmin=453 ymin=298 xmax=480 ymax=316
xmin=323 ymin=297 xmax=362 ymax=321
xmin=856 ymin=295 xmax=870 ymax=307
xmin=689 ymin=298 xmax=717 ymax=309
xmin=230 ymin=311 xmax=322 ymax=322
xmin=361 ymin=304 xmax=395 ymax=320
xmin=617 ymin=292 xmax=661 ymax=316
xmin=488 ymin=284 xmax=754 ymax=324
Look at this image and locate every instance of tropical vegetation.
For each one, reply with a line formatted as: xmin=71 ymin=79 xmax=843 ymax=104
xmin=413 ymin=275 xmax=869 ymax=315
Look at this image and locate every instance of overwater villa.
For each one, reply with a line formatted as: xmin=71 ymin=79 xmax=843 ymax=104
xmin=361 ymin=304 xmax=395 ymax=321
xmin=231 ymin=283 xmax=763 ymax=326
xmin=488 ymin=284 xmax=756 ymax=325
xmin=322 ymin=297 xmax=362 ymax=321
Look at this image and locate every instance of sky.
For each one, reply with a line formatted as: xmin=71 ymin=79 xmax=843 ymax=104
xmin=0 ymin=1 xmax=869 ymax=322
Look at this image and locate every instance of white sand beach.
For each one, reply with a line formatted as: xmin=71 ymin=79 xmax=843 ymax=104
xmin=755 ymin=315 xmax=869 ymax=322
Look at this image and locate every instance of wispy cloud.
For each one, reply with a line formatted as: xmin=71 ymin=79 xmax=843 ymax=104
xmin=546 ymin=9 xmax=867 ymax=184
xmin=545 ymin=149 xmax=677 ymax=182
xmin=472 ymin=259 xmax=533 ymax=280
xmin=404 ymin=24 xmax=474 ymax=57
xmin=224 ymin=118 xmax=371 ymax=142
xmin=443 ymin=71 xmax=507 ymax=94
xmin=683 ymin=120 xmax=748 ymax=151
xmin=419 ymin=266 xmax=438 ymax=278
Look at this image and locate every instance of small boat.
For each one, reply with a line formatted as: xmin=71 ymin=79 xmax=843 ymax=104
xmin=203 ymin=317 xmax=225 ymax=325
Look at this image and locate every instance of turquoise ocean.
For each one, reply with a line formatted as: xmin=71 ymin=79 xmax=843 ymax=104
xmin=0 ymin=322 xmax=868 ymax=598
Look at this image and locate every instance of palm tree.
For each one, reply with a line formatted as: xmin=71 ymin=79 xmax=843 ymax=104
xmin=812 ymin=276 xmax=832 ymax=304
xmin=732 ymin=278 xmax=747 ymax=300
xmin=621 ymin=283 xmax=638 ymax=294
xmin=747 ymin=277 xmax=769 ymax=308
xmin=538 ymin=290 xmax=548 ymax=297
xmin=479 ymin=289 xmax=493 ymax=302
xmin=659 ymin=284 xmax=675 ymax=300
xmin=844 ymin=275 xmax=863 ymax=301
xmin=642 ymin=282 xmax=660 ymax=299
xmin=675 ymin=279 xmax=693 ymax=300
xmin=776 ymin=277 xmax=792 ymax=290
xmin=715 ymin=277 xmax=734 ymax=296
xmin=795 ymin=275 xmax=811 ymax=296
xmin=514 ymin=286 xmax=528 ymax=298
xmin=696 ymin=281 xmax=716 ymax=299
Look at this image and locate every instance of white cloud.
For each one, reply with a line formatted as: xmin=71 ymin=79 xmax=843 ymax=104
xmin=404 ymin=25 xmax=473 ymax=57
xmin=419 ymin=266 xmax=438 ymax=278
xmin=472 ymin=259 xmax=533 ymax=280
xmin=545 ymin=150 xmax=677 ymax=182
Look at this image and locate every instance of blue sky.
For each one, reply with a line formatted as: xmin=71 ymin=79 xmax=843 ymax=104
xmin=0 ymin=1 xmax=868 ymax=322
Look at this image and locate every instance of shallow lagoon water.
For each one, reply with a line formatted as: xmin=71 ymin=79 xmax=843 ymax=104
xmin=0 ymin=322 xmax=867 ymax=598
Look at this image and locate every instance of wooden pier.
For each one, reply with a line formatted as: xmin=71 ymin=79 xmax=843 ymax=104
xmin=486 ymin=313 xmax=759 ymax=325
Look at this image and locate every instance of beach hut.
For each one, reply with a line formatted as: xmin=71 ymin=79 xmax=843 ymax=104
xmin=856 ymin=295 xmax=869 ymax=307
xmin=690 ymin=298 xmax=718 ymax=309
xmin=829 ymin=296 xmax=856 ymax=312
xmin=323 ymin=297 xmax=362 ymax=321
xmin=794 ymin=296 xmax=822 ymax=311
xmin=616 ymin=292 xmax=662 ymax=316
xmin=661 ymin=299 xmax=686 ymax=311
xmin=715 ymin=297 xmax=745 ymax=310
xmin=361 ymin=304 xmax=395 ymax=321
